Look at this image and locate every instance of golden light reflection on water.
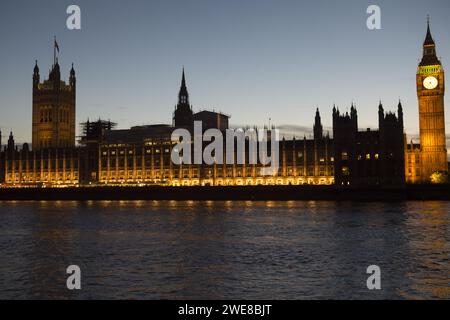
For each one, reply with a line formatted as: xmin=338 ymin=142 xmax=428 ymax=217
xmin=205 ymin=200 xmax=214 ymax=207
xmin=402 ymin=201 xmax=450 ymax=299
xmin=57 ymin=200 xmax=322 ymax=213
xmin=265 ymin=201 xmax=275 ymax=208
xmin=286 ymin=201 xmax=295 ymax=208
xmin=1 ymin=200 xmax=450 ymax=299
xmin=187 ymin=200 xmax=195 ymax=206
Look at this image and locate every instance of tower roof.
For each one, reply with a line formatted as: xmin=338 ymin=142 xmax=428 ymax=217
xmin=424 ymin=18 xmax=435 ymax=46
xmin=419 ymin=18 xmax=441 ymax=67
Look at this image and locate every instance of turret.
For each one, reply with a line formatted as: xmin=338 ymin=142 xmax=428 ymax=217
xmin=7 ymin=132 xmax=15 ymax=152
xmin=33 ymin=60 xmax=40 ymax=90
xmin=313 ymin=108 xmax=323 ymax=140
xmin=70 ymin=63 xmax=76 ymax=91
xmin=350 ymin=103 xmax=357 ymax=119
xmin=48 ymin=60 xmax=61 ymax=89
xmin=350 ymin=103 xmax=358 ymax=129
xmin=397 ymin=100 xmax=404 ymax=132
xmin=378 ymin=101 xmax=384 ymax=130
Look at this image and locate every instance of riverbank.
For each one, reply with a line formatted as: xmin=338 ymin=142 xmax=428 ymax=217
xmin=0 ymin=184 xmax=449 ymax=201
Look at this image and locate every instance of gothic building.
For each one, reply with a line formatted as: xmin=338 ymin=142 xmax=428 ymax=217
xmin=405 ymin=20 xmax=448 ymax=183
xmin=94 ymin=71 xmax=334 ymax=186
xmin=0 ymin=67 xmax=405 ymax=187
xmin=332 ymin=102 xmax=405 ymax=187
xmin=32 ymin=56 xmax=76 ymax=149
xmin=0 ymin=130 xmax=80 ymax=186
xmin=1 ymin=22 xmax=446 ymax=188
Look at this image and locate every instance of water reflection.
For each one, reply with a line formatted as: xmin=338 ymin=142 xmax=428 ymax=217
xmin=0 ymin=200 xmax=449 ymax=299
xmin=402 ymin=202 xmax=450 ymax=299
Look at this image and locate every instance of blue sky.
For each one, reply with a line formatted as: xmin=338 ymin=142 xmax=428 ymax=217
xmin=0 ymin=0 xmax=449 ymax=144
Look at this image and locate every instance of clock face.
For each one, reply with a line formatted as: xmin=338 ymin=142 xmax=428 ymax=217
xmin=423 ymin=76 xmax=438 ymax=90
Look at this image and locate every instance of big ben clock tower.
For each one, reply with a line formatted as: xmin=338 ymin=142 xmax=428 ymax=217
xmin=416 ymin=19 xmax=447 ymax=182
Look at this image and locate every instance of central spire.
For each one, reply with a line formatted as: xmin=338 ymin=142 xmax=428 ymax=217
xmin=181 ymin=67 xmax=186 ymax=88
xmin=178 ymin=67 xmax=189 ymax=105
xmin=173 ymin=67 xmax=193 ymax=127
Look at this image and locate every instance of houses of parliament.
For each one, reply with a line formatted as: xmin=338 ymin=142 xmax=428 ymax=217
xmin=0 ymin=22 xmax=447 ymax=187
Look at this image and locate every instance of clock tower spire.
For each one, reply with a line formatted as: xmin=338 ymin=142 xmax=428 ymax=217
xmin=416 ymin=18 xmax=447 ymax=182
xmin=420 ymin=17 xmax=440 ymax=67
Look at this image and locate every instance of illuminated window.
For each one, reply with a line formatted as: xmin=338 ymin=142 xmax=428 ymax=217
xmin=341 ymin=152 xmax=348 ymax=160
xmin=366 ymin=154 xmax=371 ymax=160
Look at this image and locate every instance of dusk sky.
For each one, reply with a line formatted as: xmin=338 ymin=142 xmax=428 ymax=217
xmin=0 ymin=0 xmax=449 ymax=144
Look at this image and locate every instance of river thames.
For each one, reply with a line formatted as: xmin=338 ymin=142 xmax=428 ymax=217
xmin=0 ymin=200 xmax=449 ymax=299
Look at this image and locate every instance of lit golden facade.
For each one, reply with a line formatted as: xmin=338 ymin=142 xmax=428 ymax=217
xmin=1 ymin=147 xmax=80 ymax=186
xmin=97 ymin=137 xmax=335 ymax=187
xmin=406 ymin=21 xmax=448 ymax=183
xmin=32 ymin=61 xmax=76 ymax=150
xmin=4 ymin=25 xmax=438 ymax=188
xmin=405 ymin=141 xmax=422 ymax=184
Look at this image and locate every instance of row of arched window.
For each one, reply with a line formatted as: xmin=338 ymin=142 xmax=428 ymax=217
xmin=39 ymin=107 xmax=71 ymax=123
